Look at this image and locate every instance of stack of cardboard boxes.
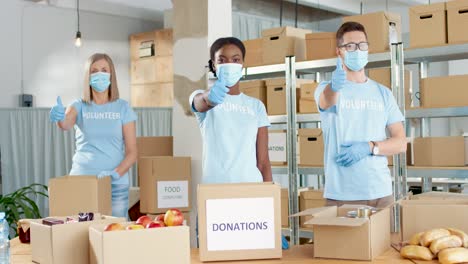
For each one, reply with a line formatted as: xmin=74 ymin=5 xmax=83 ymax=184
xmin=410 ymin=0 xmax=468 ymax=48
xmin=137 ymin=137 xmax=192 ymax=224
xmin=266 ymin=78 xmax=315 ymax=115
xmin=130 ymin=29 xmax=174 ymax=107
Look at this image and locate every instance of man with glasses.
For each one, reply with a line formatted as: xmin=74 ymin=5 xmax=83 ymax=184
xmin=314 ymin=21 xmax=406 ymax=208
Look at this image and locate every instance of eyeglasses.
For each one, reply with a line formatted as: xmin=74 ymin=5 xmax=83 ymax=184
xmin=339 ymin=42 xmax=369 ymax=52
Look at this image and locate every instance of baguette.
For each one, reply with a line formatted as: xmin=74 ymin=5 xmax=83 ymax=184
xmin=448 ymin=228 xmax=468 ymax=248
xmin=420 ymin=228 xmax=451 ymax=247
xmin=438 ymin=247 xmax=468 ymax=264
xmin=429 ymin=235 xmax=462 ymax=255
xmin=400 ymin=245 xmax=434 ymax=261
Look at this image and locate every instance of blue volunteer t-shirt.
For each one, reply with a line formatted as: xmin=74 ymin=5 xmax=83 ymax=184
xmin=314 ymin=79 xmax=404 ymax=200
xmin=69 ymin=99 xmax=137 ymax=185
xmin=189 ymin=91 xmax=270 ymax=183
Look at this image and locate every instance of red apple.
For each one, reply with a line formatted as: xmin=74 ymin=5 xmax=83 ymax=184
xmin=164 ymin=209 xmax=184 ymax=226
xmin=104 ymin=223 xmax=124 ymax=231
xmin=146 ymin=220 xmax=165 ymax=229
xmin=155 ymin=214 xmax=165 ymax=223
xmin=136 ymin=215 xmax=152 ymax=227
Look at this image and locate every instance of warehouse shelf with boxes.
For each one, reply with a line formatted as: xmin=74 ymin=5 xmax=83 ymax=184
xmin=239 ymin=0 xmax=468 ymax=245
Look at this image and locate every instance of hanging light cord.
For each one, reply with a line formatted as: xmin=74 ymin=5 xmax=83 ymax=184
xmin=295 ymin=0 xmax=298 ymax=28
xmin=77 ymin=0 xmax=80 ymax=32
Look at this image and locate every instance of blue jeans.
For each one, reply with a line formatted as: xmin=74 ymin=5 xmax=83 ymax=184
xmin=112 ymin=184 xmax=129 ymax=219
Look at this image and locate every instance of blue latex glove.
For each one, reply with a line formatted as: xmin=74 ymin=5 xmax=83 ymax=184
xmin=97 ymin=170 xmax=120 ymax=181
xmin=336 ymin=142 xmax=371 ymax=167
xmin=208 ymin=71 xmax=229 ymax=106
xmin=330 ymin=57 xmax=347 ymax=92
xmin=281 ymin=235 xmax=289 ymax=250
xmin=49 ymin=96 xmax=65 ymax=122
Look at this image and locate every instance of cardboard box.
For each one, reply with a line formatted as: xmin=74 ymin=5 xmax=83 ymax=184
xmin=262 ymin=26 xmax=312 ymax=65
xmin=49 ymin=176 xmax=112 ymax=217
xmin=305 ymin=32 xmax=336 ymax=60
xmin=136 ymin=136 xmax=173 ymax=159
xmin=299 ymin=189 xmax=325 ymax=229
xmin=131 ymin=82 xmax=173 ymax=107
xmin=298 ymin=83 xmax=319 ymax=113
xmin=31 ymin=214 xmax=124 ymax=264
xmin=266 ymin=78 xmax=314 ymax=115
xmin=139 ymin=156 xmax=191 ymax=214
xmin=400 ymin=198 xmax=468 ymax=241
xmin=448 ymin=0 xmax=468 ymax=44
xmin=147 ymin=212 xmax=191 ymax=226
xmin=409 ymin=3 xmax=447 ymax=48
xmin=420 ymin=75 xmax=468 ymax=108
xmin=239 ymin=80 xmax=267 ymax=106
xmin=413 ymin=136 xmax=466 ymax=166
xmin=89 ymin=224 xmax=190 ymax=264
xmin=243 ymin=38 xmax=263 ymax=67
xmin=368 ymin=68 xmax=413 ymax=108
xmin=343 ymin=12 xmax=401 ymax=53
xmin=293 ymin=205 xmax=391 ymax=260
xmin=269 ymin=130 xmax=287 ymax=166
xmin=281 ymin=188 xmax=289 ymax=228
xmin=131 ymin=55 xmax=173 ymax=84
xmin=298 ymin=129 xmax=324 ymax=166
xmin=197 ymin=183 xmax=282 ymax=262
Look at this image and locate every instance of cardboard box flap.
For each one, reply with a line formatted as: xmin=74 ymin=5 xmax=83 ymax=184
xmin=290 ymin=206 xmax=336 ymax=217
xmin=305 ymin=216 xmax=368 ymax=227
xmin=410 ymin=2 xmax=446 ymax=15
xmin=412 ymin=191 xmax=468 ymax=200
xmin=262 ymin=26 xmax=311 ymax=38
xmin=54 ymin=175 xmax=97 ymax=180
xmin=239 ymin=80 xmax=266 ymax=89
xmin=305 ymin=32 xmax=335 ymax=40
xmin=401 ymin=199 xmax=468 ymax=205
xmin=298 ymin=128 xmax=322 ymax=138
xmin=447 ymin=0 xmax=468 ymax=10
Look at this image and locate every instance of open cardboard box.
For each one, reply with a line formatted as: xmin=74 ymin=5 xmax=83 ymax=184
xmin=400 ymin=193 xmax=468 ymax=241
xmin=31 ymin=214 xmax=124 ymax=264
xmin=89 ymin=223 xmax=190 ymax=264
xmin=291 ymin=205 xmax=391 ymax=261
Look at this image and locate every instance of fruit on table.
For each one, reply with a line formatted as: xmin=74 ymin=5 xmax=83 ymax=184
xmin=448 ymin=228 xmax=468 ymax=248
xmin=400 ymin=245 xmax=434 ymax=261
xmin=420 ymin=229 xmax=451 ymax=247
xmin=146 ymin=221 xmax=165 ymax=229
xmin=104 ymin=223 xmax=124 ymax=231
xmin=429 ymin=235 xmax=462 ymax=255
xmin=126 ymin=224 xmax=145 ymax=230
xmin=410 ymin=232 xmax=424 ymax=245
xmin=155 ymin=214 xmax=165 ymax=223
xmin=136 ymin=215 xmax=152 ymax=227
xmin=438 ymin=247 xmax=468 ymax=264
xmin=164 ymin=209 xmax=184 ymax=226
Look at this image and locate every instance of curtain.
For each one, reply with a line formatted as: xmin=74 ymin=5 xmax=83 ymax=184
xmin=0 ymin=107 xmax=172 ymax=217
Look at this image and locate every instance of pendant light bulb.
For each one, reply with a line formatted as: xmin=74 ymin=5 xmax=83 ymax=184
xmin=75 ymin=31 xmax=82 ymax=47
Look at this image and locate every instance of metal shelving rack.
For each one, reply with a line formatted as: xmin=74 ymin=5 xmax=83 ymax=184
xmin=403 ymin=43 xmax=468 ymax=191
xmin=243 ymin=44 xmax=407 ymax=244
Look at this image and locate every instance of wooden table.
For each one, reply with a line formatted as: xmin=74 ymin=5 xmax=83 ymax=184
xmin=10 ymin=237 xmax=413 ymax=264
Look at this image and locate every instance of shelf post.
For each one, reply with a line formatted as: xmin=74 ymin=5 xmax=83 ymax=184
xmin=419 ymin=61 xmax=433 ymax=192
xmin=286 ymin=56 xmax=300 ymax=245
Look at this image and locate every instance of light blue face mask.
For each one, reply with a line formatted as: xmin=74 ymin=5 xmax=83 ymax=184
xmin=344 ymin=50 xmax=368 ymax=72
xmin=216 ymin=63 xmax=243 ymax=87
xmin=90 ymin=72 xmax=111 ymax=93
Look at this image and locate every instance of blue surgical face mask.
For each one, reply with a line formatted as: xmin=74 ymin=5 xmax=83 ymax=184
xmin=90 ymin=72 xmax=111 ymax=93
xmin=344 ymin=50 xmax=368 ymax=72
xmin=216 ymin=63 xmax=243 ymax=87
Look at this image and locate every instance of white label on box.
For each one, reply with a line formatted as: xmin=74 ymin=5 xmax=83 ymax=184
xmin=157 ymin=181 xmax=189 ymax=208
xmin=206 ymin=197 xmax=275 ymax=251
xmin=269 ymin=132 xmax=286 ymax=163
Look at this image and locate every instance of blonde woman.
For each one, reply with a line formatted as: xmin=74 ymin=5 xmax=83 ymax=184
xmin=49 ymin=53 xmax=137 ymax=218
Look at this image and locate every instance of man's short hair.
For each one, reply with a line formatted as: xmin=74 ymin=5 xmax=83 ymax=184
xmin=336 ymin=21 xmax=368 ymax=46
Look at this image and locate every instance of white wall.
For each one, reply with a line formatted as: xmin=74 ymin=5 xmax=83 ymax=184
xmin=0 ymin=0 xmax=161 ymax=108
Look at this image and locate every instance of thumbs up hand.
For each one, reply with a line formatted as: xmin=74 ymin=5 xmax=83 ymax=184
xmin=49 ymin=96 xmax=65 ymax=122
xmin=330 ymin=57 xmax=347 ymax=92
